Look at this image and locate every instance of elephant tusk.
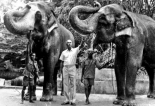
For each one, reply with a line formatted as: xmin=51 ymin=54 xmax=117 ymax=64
xmin=115 ymin=27 xmax=132 ymax=37
xmin=48 ymin=23 xmax=58 ymax=33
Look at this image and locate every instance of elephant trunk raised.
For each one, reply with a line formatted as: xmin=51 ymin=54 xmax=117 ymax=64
xmin=4 ymin=5 xmax=37 ymax=35
xmin=69 ymin=5 xmax=116 ymax=44
xmin=69 ymin=5 xmax=101 ymax=35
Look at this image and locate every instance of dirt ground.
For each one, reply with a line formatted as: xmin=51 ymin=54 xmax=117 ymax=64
xmin=0 ymin=87 xmax=155 ymax=106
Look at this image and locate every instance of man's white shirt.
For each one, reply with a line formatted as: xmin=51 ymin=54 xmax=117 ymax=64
xmin=60 ymin=46 xmax=80 ymax=66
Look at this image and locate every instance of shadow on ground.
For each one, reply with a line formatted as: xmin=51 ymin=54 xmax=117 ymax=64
xmin=0 ymin=88 xmax=155 ymax=106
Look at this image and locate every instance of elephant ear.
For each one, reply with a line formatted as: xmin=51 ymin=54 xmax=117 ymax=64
xmin=122 ymin=11 xmax=135 ymax=27
xmin=99 ymin=4 xmax=123 ymax=17
xmin=100 ymin=4 xmax=135 ymax=37
xmin=37 ymin=2 xmax=54 ymax=16
xmin=113 ymin=4 xmax=144 ymax=37
xmin=37 ymin=2 xmax=55 ymax=23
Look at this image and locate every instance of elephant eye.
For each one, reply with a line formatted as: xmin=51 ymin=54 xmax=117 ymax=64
xmin=99 ymin=15 xmax=107 ymax=24
xmin=99 ymin=15 xmax=105 ymax=20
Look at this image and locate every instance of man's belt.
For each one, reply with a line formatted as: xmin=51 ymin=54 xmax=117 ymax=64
xmin=64 ymin=64 xmax=75 ymax=68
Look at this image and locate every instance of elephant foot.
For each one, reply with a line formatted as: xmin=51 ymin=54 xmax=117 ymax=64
xmin=147 ymin=94 xmax=154 ymax=98
xmin=52 ymin=91 xmax=57 ymax=96
xmin=147 ymin=92 xmax=155 ymax=99
xmin=40 ymin=95 xmax=53 ymax=101
xmin=122 ymin=99 xmax=136 ymax=106
xmin=113 ymin=99 xmax=124 ymax=105
xmin=24 ymin=95 xmax=36 ymax=101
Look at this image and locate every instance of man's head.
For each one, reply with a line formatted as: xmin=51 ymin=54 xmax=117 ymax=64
xmin=30 ymin=53 xmax=36 ymax=61
xmin=35 ymin=11 xmax=42 ymax=22
xmin=66 ymin=39 xmax=72 ymax=50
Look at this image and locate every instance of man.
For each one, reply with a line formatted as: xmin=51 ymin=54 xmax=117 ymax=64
xmin=59 ymin=39 xmax=85 ymax=106
xmin=81 ymin=49 xmax=105 ymax=105
xmin=21 ymin=53 xmax=39 ymax=104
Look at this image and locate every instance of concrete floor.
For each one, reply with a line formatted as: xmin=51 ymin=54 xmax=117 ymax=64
xmin=0 ymin=88 xmax=155 ymax=106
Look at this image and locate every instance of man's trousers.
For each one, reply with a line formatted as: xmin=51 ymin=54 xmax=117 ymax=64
xmin=63 ymin=65 xmax=76 ymax=103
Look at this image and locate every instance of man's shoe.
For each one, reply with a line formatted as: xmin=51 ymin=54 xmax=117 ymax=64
xmin=61 ymin=101 xmax=70 ymax=105
xmin=21 ymin=100 xmax=24 ymax=104
xmin=32 ymin=96 xmax=37 ymax=100
xmin=85 ymin=101 xmax=90 ymax=105
xmin=29 ymin=100 xmax=35 ymax=103
xmin=71 ymin=102 xmax=76 ymax=106
xmin=53 ymin=93 xmax=57 ymax=96
xmin=61 ymin=92 xmax=64 ymax=96
xmin=113 ymin=99 xmax=123 ymax=105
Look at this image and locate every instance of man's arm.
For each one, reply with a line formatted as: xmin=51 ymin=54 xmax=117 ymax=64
xmin=59 ymin=60 xmax=64 ymax=75
xmin=95 ymin=59 xmax=105 ymax=70
xmin=79 ymin=37 xmax=86 ymax=50
xmin=93 ymin=53 xmax=105 ymax=70
xmin=34 ymin=63 xmax=40 ymax=79
xmin=81 ymin=62 xmax=85 ymax=83
xmin=59 ymin=51 xmax=64 ymax=73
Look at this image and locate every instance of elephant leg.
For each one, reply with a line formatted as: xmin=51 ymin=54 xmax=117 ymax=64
xmin=40 ymin=80 xmax=53 ymax=101
xmin=40 ymin=57 xmax=53 ymax=101
xmin=123 ymin=62 xmax=137 ymax=106
xmin=40 ymin=52 xmax=60 ymax=101
xmin=123 ymin=46 xmax=143 ymax=106
xmin=145 ymin=66 xmax=154 ymax=98
xmin=153 ymin=69 xmax=155 ymax=99
xmin=113 ymin=47 xmax=126 ymax=105
xmin=52 ymin=66 xmax=58 ymax=96
xmin=32 ymin=77 xmax=37 ymax=100
xmin=40 ymin=69 xmax=54 ymax=101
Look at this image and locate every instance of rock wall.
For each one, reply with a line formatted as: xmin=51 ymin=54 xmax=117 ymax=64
xmin=10 ymin=68 xmax=149 ymax=94
xmin=76 ymin=68 xmax=149 ymax=94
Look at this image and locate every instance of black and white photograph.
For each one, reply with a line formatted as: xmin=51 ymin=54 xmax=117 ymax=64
xmin=0 ymin=0 xmax=155 ymax=106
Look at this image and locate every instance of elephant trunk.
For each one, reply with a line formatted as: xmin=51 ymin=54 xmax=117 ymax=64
xmin=4 ymin=5 xmax=35 ymax=35
xmin=69 ymin=5 xmax=101 ymax=35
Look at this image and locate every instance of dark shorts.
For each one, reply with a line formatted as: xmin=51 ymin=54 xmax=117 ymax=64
xmin=23 ymin=76 xmax=34 ymax=86
xmin=84 ymin=78 xmax=94 ymax=86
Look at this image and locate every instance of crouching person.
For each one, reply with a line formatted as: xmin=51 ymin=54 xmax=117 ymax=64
xmin=81 ymin=49 xmax=104 ymax=105
xmin=21 ymin=53 xmax=39 ymax=104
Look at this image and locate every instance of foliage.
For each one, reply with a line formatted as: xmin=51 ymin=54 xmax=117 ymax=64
xmin=1 ymin=0 xmax=155 ymax=70
xmin=55 ymin=0 xmax=155 ymax=43
xmin=0 ymin=0 xmax=28 ymax=69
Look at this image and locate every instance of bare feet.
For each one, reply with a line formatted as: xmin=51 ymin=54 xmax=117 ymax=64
xmin=21 ymin=100 xmax=24 ymax=104
xmin=85 ymin=99 xmax=90 ymax=105
xmin=113 ymin=99 xmax=124 ymax=105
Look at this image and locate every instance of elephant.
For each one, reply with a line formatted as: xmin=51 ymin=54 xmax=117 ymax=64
xmin=4 ymin=1 xmax=74 ymax=101
xmin=69 ymin=3 xmax=155 ymax=106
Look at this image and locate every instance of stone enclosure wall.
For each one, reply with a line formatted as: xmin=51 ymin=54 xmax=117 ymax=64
xmin=75 ymin=68 xmax=149 ymax=94
xmin=9 ymin=68 xmax=149 ymax=94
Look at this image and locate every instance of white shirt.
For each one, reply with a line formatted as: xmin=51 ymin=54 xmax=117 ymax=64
xmin=60 ymin=46 xmax=80 ymax=66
